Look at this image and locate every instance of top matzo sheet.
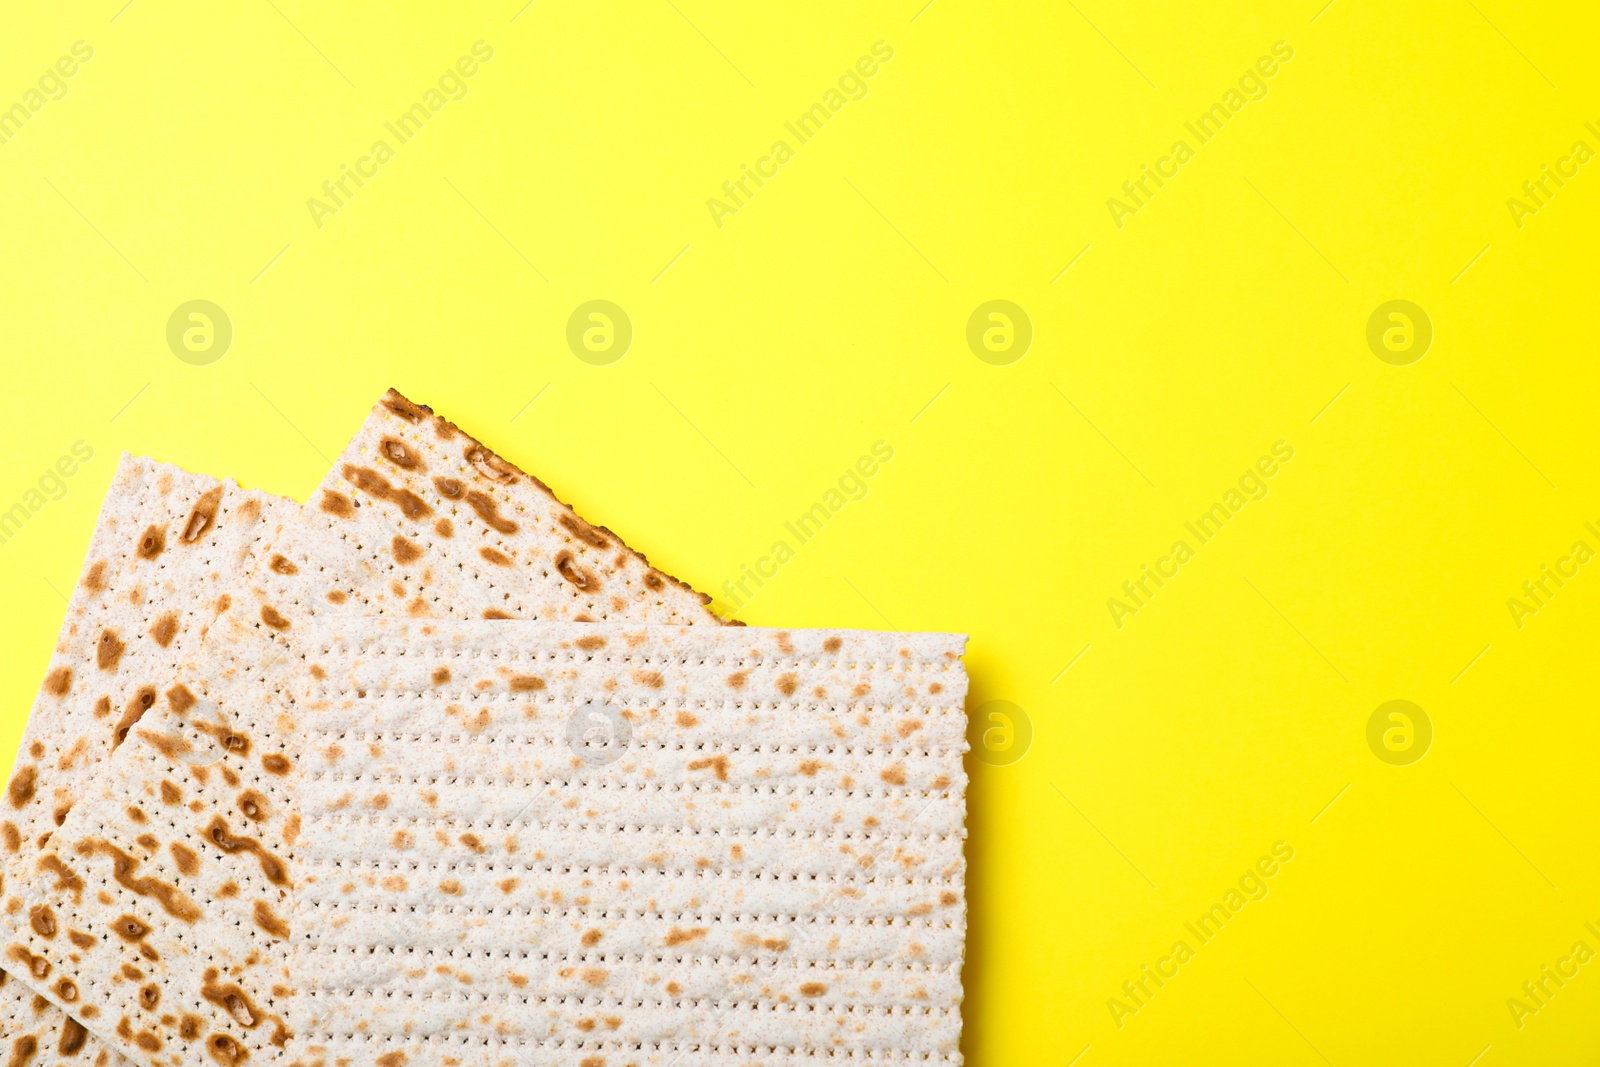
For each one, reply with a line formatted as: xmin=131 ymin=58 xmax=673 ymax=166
xmin=291 ymin=618 xmax=969 ymax=1067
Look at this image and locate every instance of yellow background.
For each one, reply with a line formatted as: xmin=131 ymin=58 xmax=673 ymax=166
xmin=2 ymin=0 xmax=1598 ymax=1062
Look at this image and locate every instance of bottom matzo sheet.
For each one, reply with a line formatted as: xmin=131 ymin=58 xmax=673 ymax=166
xmin=291 ymin=619 xmax=968 ymax=1066
xmin=0 ymin=455 xmax=298 ymax=1067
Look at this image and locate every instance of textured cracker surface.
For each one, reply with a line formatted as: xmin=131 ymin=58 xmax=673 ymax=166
xmin=0 ymin=455 xmax=294 ymax=1067
xmin=306 ymin=389 xmax=719 ymax=627
xmin=4 ymin=389 xmax=723 ymax=1067
xmin=292 ymin=619 xmax=968 ymax=1066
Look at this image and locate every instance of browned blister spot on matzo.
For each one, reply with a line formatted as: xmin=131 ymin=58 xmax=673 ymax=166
xmin=150 ymin=612 xmax=179 ymax=647
xmin=236 ymin=790 xmax=268 ymax=822
xmin=58 ymin=1016 xmax=89 ymax=1056
xmin=392 ymin=536 xmax=423 ymax=564
xmin=379 ymin=436 xmax=423 ymax=470
xmin=169 ymin=842 xmax=200 ymax=877
xmin=166 ymin=683 xmax=196 ymax=714
xmin=479 ymin=546 xmax=512 ymax=567
xmin=28 ymin=904 xmax=56 ymax=938
xmin=343 ymin=464 xmax=432 ymax=520
xmin=553 ymin=550 xmax=599 ymax=592
xmin=110 ymin=687 xmax=158 ymax=752
xmin=44 ymin=666 xmax=72 ymax=697
xmin=200 ymin=818 xmax=288 ymax=886
xmin=260 ymin=605 xmax=290 ymax=631
xmin=251 ymin=902 xmax=289 ymax=940
xmin=83 ymin=559 xmax=109 ymax=592
xmin=382 ymin=392 xmax=428 ymax=423
xmin=508 ymin=673 xmax=543 ymax=692
xmin=178 ymin=485 xmax=223 ymax=543
xmin=73 ymin=840 xmax=202 ymax=921
xmin=464 ymin=490 xmax=518 ymax=534
xmin=686 ymin=755 xmax=729 ymax=781
xmin=664 ymin=927 xmax=706 ymax=946
xmin=6 ymin=764 xmax=38 ymax=809
xmin=463 ymin=443 xmax=514 ymax=483
xmin=557 ymin=512 xmax=608 ymax=548
xmin=38 ymin=855 xmax=83 ymax=898
xmin=320 ymin=488 xmax=354 ymax=517
xmin=135 ymin=524 xmax=165 ymax=560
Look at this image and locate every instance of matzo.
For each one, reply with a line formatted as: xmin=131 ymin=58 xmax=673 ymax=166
xmin=4 ymin=389 xmax=724 ymax=1067
xmin=0 ymin=455 xmax=296 ymax=1067
xmin=306 ymin=389 xmax=718 ymax=626
xmin=292 ymin=619 xmax=967 ymax=1066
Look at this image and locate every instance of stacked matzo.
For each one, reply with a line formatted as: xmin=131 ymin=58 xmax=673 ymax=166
xmin=0 ymin=457 xmax=296 ymax=1067
xmin=0 ymin=388 xmax=721 ymax=1066
xmin=0 ymin=389 xmax=968 ymax=1066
